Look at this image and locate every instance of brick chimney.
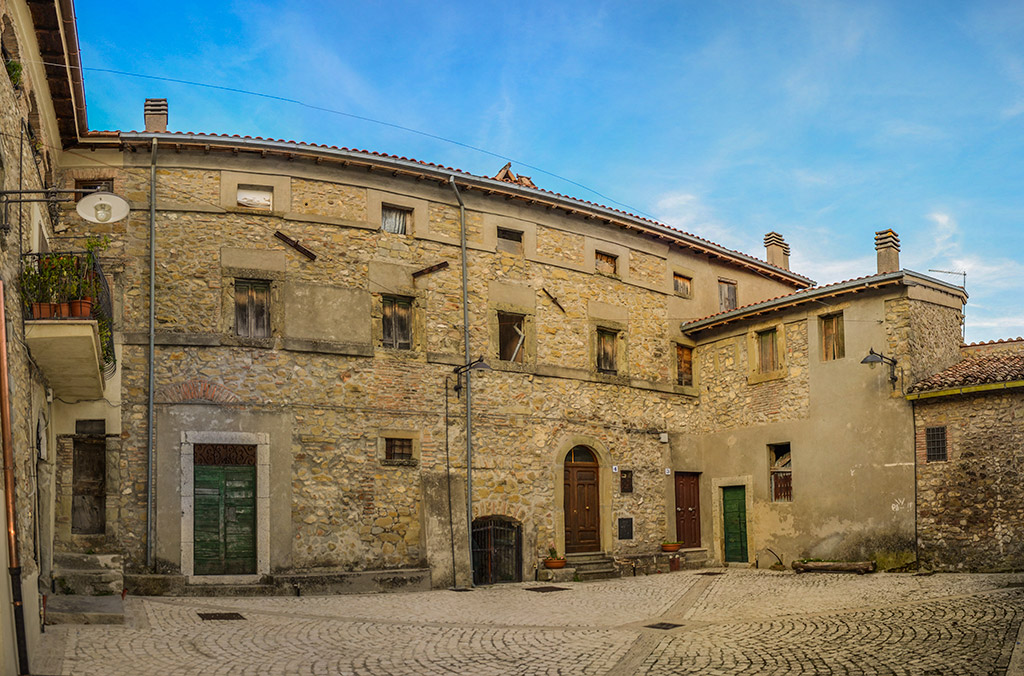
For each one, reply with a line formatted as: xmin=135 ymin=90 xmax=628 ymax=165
xmin=144 ymin=98 xmax=168 ymax=132
xmin=763 ymin=232 xmax=790 ymax=270
xmin=875 ymin=229 xmax=900 ymax=274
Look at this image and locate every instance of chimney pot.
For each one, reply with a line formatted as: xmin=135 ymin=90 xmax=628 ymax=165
xmin=763 ymin=231 xmax=790 ymax=270
xmin=144 ymin=98 xmax=168 ymax=133
xmin=875 ymin=229 xmax=901 ymax=274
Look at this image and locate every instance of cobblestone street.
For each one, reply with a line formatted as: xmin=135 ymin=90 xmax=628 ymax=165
xmin=37 ymin=570 xmax=1024 ymax=675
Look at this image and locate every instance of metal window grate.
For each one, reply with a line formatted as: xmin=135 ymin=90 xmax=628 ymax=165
xmin=198 ymin=612 xmax=245 ymax=621
xmin=926 ymin=426 xmax=947 ymax=462
xmin=385 ymin=438 xmax=413 ymax=461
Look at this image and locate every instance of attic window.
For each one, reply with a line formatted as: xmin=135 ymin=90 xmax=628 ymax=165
xmin=382 ymin=205 xmax=410 ymax=235
xmin=595 ymin=251 xmax=618 ymax=276
xmin=236 ymin=185 xmax=273 ymax=210
xmin=75 ymin=179 xmax=113 ymax=201
xmin=496 ymin=228 xmax=523 ymax=254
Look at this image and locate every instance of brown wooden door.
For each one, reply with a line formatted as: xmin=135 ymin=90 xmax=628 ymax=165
xmin=72 ymin=437 xmax=106 ymax=534
xmin=674 ymin=472 xmax=701 ymax=548
xmin=564 ymin=447 xmax=600 ymax=553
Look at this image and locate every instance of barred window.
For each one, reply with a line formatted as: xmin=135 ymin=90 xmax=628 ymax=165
xmin=926 ymin=426 xmax=947 ymax=463
xmin=385 ymin=438 xmax=413 ymax=461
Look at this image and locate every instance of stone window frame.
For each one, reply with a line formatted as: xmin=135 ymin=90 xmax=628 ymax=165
xmin=769 ymin=443 xmax=792 ymax=502
xmin=180 ymin=430 xmax=271 ymax=582
xmin=220 ymin=266 xmax=285 ymax=348
xmin=367 ymin=190 xmax=426 ymax=238
xmin=590 ymin=318 xmax=628 ymax=380
xmin=488 ymin=302 xmax=536 ymax=371
xmin=746 ymin=321 xmax=787 ymax=384
xmin=925 ymin=426 xmax=947 ymax=463
xmin=372 ymin=292 xmax=425 ymax=355
xmin=220 ymin=171 xmax=291 ymax=215
xmin=378 ymin=430 xmax=420 ymax=467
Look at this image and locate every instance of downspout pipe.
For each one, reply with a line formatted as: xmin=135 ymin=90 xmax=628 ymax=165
xmin=448 ymin=176 xmax=473 ymax=585
xmin=1 ymin=281 xmax=31 ymax=674
xmin=146 ymin=140 xmax=157 ymax=569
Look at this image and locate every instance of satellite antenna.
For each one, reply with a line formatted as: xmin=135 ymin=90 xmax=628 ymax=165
xmin=928 ymin=268 xmax=967 ymax=340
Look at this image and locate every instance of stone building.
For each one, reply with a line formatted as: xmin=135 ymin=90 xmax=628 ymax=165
xmin=0 ymin=0 xmax=1014 ymax=671
xmin=907 ymin=339 xmax=1024 ymax=572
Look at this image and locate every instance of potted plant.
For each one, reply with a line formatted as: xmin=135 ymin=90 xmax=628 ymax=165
xmin=19 ymin=263 xmax=53 ymax=319
xmin=543 ymin=546 xmax=566 ymax=569
xmin=661 ymin=541 xmax=683 ymax=552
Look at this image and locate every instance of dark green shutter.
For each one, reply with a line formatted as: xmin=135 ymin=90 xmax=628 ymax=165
xmin=722 ymin=486 xmax=748 ymax=563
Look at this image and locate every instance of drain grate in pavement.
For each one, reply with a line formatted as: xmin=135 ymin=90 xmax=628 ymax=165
xmin=696 ymin=571 xmax=725 ymax=576
xmin=645 ymin=622 xmax=682 ymax=630
xmin=198 ymin=612 xmax=245 ymax=621
xmin=525 ymin=586 xmax=569 ymax=593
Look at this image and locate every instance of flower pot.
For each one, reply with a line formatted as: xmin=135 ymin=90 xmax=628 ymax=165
xmin=69 ymin=298 xmax=94 ymax=318
xmin=661 ymin=543 xmax=683 ymax=552
xmin=543 ymin=557 xmax=566 ymax=569
xmin=31 ymin=302 xmax=56 ymax=319
xmin=56 ymin=302 xmax=71 ymax=318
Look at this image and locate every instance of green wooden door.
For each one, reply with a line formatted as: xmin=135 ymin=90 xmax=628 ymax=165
xmin=722 ymin=486 xmax=748 ymax=563
xmin=194 ymin=465 xmax=256 ymax=575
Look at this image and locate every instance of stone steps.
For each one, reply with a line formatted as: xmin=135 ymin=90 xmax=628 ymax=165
xmin=51 ymin=552 xmax=124 ymax=597
xmin=45 ymin=594 xmax=124 ymax=625
xmin=565 ymin=553 xmax=619 ymax=581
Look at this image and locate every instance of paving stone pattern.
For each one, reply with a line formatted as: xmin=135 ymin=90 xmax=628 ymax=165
xmin=41 ymin=571 xmax=1024 ymax=675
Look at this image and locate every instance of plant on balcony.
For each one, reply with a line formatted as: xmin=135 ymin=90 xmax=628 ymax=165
xmin=18 ymin=263 xmax=54 ymax=319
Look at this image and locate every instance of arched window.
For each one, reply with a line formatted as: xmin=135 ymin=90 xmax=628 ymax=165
xmin=565 ymin=445 xmax=596 ymax=464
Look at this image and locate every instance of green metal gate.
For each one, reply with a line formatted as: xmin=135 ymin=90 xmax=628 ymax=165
xmin=722 ymin=486 xmax=748 ymax=563
xmin=194 ymin=464 xmax=256 ymax=575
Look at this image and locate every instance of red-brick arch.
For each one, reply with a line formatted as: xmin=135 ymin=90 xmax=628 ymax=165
xmin=159 ymin=379 xmax=240 ymax=404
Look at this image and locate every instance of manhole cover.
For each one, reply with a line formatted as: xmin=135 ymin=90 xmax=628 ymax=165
xmin=198 ymin=612 xmax=245 ymax=621
xmin=525 ymin=586 xmax=569 ymax=593
xmin=696 ymin=571 xmax=725 ymax=576
xmin=645 ymin=622 xmax=682 ymax=630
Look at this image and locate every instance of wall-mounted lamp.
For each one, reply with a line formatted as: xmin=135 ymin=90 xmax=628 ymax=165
xmin=1 ymin=188 xmax=131 ymax=233
xmin=860 ymin=348 xmax=898 ymax=389
xmin=452 ymin=356 xmax=492 ymax=396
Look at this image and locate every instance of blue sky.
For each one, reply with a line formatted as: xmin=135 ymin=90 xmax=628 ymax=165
xmin=74 ymin=1 xmax=1024 ymax=343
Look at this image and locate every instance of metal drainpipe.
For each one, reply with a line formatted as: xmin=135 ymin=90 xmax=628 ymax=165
xmin=146 ymin=140 xmax=157 ymax=569
xmin=1 ymin=281 xmax=30 ymax=674
xmin=448 ymin=176 xmax=473 ymax=585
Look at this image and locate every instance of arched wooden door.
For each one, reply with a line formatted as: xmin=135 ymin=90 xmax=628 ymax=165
xmin=564 ymin=446 xmax=600 ymax=553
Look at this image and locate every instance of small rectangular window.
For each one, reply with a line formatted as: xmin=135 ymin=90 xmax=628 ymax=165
xmin=385 ymin=438 xmax=413 ymax=461
xmin=926 ymin=427 xmax=947 ymax=462
xmin=381 ymin=205 xmax=410 ymax=234
xmin=620 ymin=469 xmax=633 ymax=493
xmin=821 ymin=313 xmax=845 ymax=361
xmin=770 ymin=443 xmax=792 ymax=502
xmin=236 ymin=184 xmax=273 ymax=210
xmin=597 ymin=328 xmax=617 ymax=374
xmin=719 ymin=280 xmax=737 ymax=311
xmin=676 ymin=344 xmax=693 ymax=387
xmin=673 ymin=273 xmax=692 ymax=297
xmin=496 ymin=228 xmax=524 ymax=254
xmin=595 ymin=251 xmax=618 ymax=276
xmin=75 ymin=178 xmax=114 ymax=201
xmin=757 ymin=328 xmax=778 ymax=373
xmin=497 ymin=312 xmax=526 ymax=363
xmin=382 ymin=296 xmax=413 ymax=349
xmin=235 ymin=279 xmax=270 ymax=338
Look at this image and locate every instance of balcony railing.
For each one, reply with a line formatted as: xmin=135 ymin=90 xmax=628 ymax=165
xmin=20 ymin=251 xmax=115 ymax=377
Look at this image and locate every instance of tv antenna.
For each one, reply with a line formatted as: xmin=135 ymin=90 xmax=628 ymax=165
xmin=928 ymin=268 xmax=967 ymax=340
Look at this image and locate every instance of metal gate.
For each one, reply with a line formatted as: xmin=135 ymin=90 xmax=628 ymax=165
xmin=471 ymin=516 xmax=522 ymax=585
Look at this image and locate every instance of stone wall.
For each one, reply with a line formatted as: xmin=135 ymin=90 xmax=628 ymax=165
xmin=915 ymin=389 xmax=1024 ymax=571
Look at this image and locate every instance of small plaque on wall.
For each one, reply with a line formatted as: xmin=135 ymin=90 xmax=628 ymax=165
xmin=618 ymin=517 xmax=633 ymax=540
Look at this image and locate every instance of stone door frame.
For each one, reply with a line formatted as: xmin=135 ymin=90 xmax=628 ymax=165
xmin=180 ymin=430 xmax=270 ymax=582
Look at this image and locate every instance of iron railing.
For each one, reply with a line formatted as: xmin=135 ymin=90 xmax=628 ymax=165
xmin=20 ymin=251 xmax=115 ymax=377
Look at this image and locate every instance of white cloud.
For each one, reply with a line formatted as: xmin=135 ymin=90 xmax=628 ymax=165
xmin=651 ymin=191 xmax=744 ymax=249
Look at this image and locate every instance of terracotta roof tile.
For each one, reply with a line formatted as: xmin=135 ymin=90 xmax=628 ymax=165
xmin=908 ymin=353 xmax=1024 ymax=394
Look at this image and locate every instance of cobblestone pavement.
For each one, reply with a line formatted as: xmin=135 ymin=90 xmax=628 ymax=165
xmin=37 ymin=570 xmax=1024 ymax=675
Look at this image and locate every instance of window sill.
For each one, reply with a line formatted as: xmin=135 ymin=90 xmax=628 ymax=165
xmin=225 ymin=335 xmax=274 ymax=349
xmin=747 ymin=369 xmax=787 ymax=385
xmin=381 ymin=458 xmax=417 ymax=467
xmin=673 ymin=384 xmax=699 ymax=397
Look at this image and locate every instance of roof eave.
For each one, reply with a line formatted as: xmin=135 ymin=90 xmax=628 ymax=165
xmin=906 ymin=379 xmax=1024 ymax=400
